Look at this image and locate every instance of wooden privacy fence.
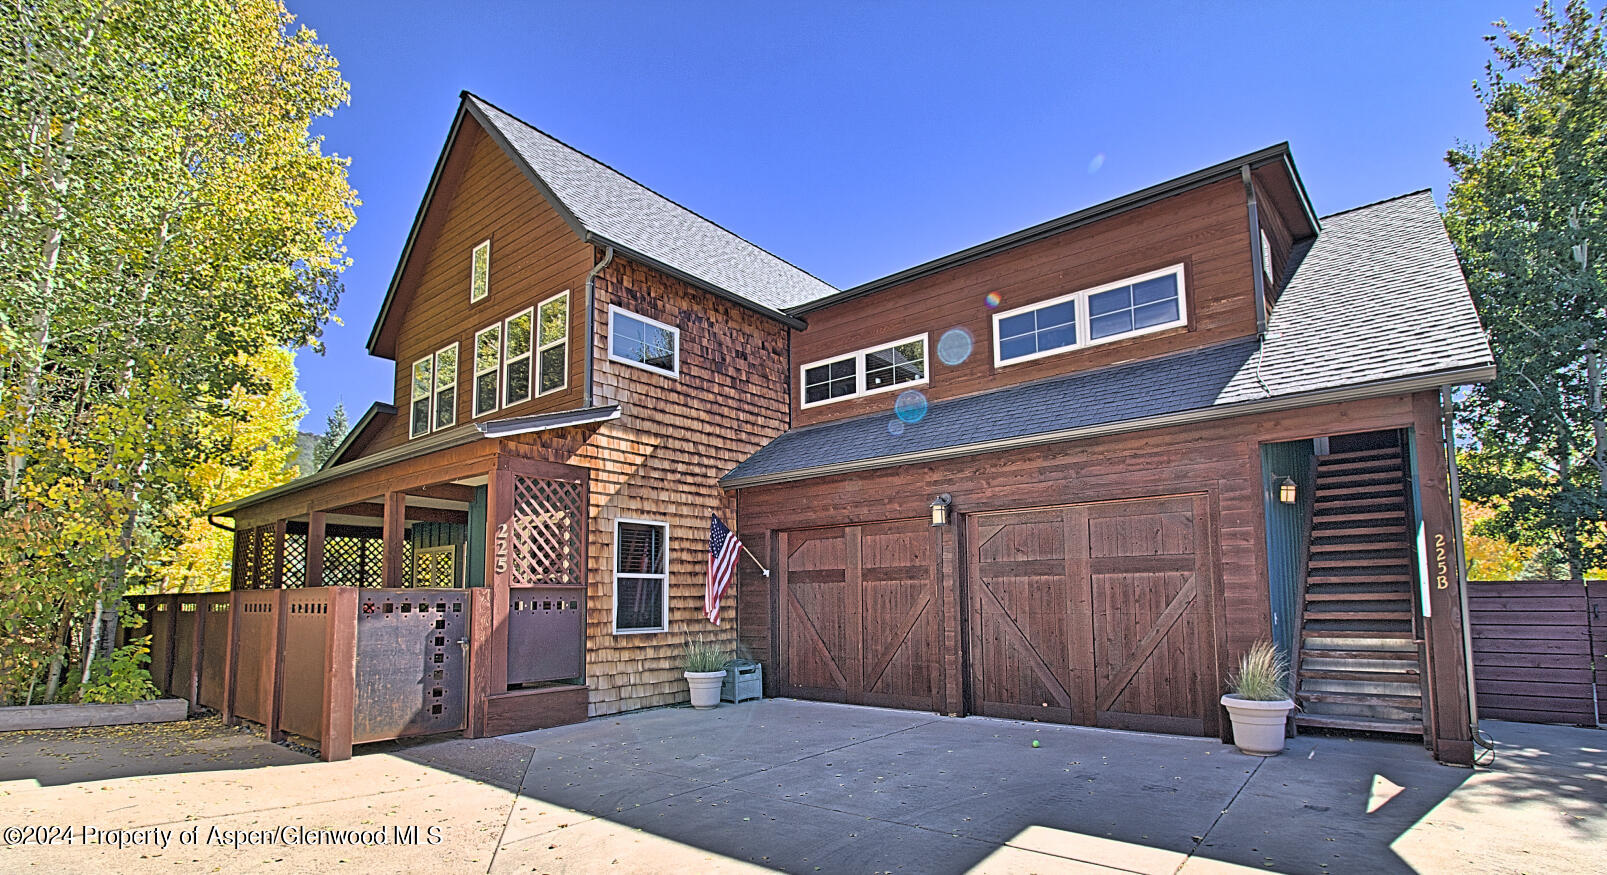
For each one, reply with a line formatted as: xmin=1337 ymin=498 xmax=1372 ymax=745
xmin=1467 ymin=580 xmax=1604 ymax=727
xmin=126 ymin=588 xmax=503 ymax=761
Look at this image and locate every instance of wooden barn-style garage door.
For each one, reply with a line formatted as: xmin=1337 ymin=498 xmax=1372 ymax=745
xmin=967 ymin=495 xmax=1218 ymax=736
xmin=776 ymin=520 xmax=941 ymax=711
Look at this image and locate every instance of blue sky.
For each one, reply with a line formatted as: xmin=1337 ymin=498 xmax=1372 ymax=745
xmin=282 ymin=0 xmax=1527 ymax=433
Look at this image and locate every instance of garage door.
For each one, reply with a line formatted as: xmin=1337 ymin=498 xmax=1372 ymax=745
xmin=777 ymin=520 xmax=940 ymax=710
xmin=967 ymin=495 xmax=1217 ymax=736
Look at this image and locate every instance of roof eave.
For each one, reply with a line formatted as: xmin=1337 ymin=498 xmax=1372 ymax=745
xmin=720 ymin=362 xmax=1495 ymax=489
xmin=788 ymin=143 xmax=1297 ymax=315
xmin=321 ymin=401 xmax=398 ymax=471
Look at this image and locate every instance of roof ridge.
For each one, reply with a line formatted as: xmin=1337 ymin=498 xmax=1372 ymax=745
xmin=463 ymin=92 xmax=840 ymax=294
xmin=1319 ymin=188 xmax=1434 ymax=221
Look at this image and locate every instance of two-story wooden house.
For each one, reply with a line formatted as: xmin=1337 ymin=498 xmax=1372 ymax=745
xmin=202 ymin=92 xmax=1491 ymax=765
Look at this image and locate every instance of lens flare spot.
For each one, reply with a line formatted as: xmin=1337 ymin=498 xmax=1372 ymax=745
xmin=894 ymin=390 xmax=928 ymax=423
xmin=886 ymin=419 xmax=905 ymax=437
xmin=937 ymin=328 xmax=973 ymax=366
xmin=1087 ymin=153 xmax=1105 ymax=173
xmin=984 ymin=292 xmax=1002 ymax=309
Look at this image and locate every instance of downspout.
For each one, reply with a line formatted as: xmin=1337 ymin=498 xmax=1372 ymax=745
xmin=584 ymin=245 xmax=616 ymax=408
xmin=1440 ymin=386 xmax=1483 ymax=736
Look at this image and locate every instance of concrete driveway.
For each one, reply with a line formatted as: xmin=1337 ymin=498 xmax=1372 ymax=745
xmin=1 ymin=700 xmax=1602 ymax=873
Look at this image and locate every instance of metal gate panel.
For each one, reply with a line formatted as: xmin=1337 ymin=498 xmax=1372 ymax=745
xmin=507 ymin=587 xmax=583 ymax=684
xmin=354 ymin=589 xmax=469 ymax=743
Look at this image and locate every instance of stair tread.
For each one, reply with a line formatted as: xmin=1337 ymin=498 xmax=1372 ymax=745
xmin=1310 ymin=541 xmax=1411 ymax=552
xmin=1317 ymin=448 xmax=1404 ymax=463
xmin=1312 ymin=498 xmax=1407 ymax=511
xmin=1300 ymin=648 xmax=1420 ymax=660
xmin=1304 ymin=591 xmax=1412 ymax=601
xmin=1301 ymin=629 xmax=1416 ymax=640
xmin=1315 ymin=483 xmax=1406 ymax=498
xmin=1307 ymin=574 xmax=1414 ymax=583
xmin=1308 ymin=558 xmax=1413 ymax=568
xmin=1311 ymin=526 xmax=1409 ymax=537
xmin=1303 ymin=610 xmax=1413 ymax=621
xmin=1315 ymin=472 xmax=1403 ymax=486
xmin=1294 ymin=713 xmax=1423 ymax=735
xmin=1297 ymin=691 xmax=1423 ymax=708
xmin=1299 ymin=668 xmax=1421 ymax=681
xmin=1315 ymin=458 xmax=1405 ymax=475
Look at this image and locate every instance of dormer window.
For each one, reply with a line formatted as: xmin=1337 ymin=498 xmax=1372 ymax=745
xmin=470 ymin=239 xmax=491 ymax=302
xmin=1260 ymin=229 xmax=1275 ymax=289
xmin=993 ymin=264 xmax=1186 ymax=367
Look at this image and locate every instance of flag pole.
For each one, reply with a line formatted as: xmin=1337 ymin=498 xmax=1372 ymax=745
xmin=740 ymin=542 xmax=770 ymax=577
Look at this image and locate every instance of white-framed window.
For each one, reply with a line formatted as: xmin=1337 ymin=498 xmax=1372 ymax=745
xmin=432 ymin=343 xmax=458 ymax=431
xmin=536 ymin=290 xmax=569 ymax=395
xmin=410 ymin=356 xmax=433 ymax=438
xmin=470 ymin=239 xmax=491 ymax=302
xmin=993 ymin=264 xmax=1187 ymax=367
xmin=473 ymin=323 xmax=501 ymax=417
xmin=503 ymin=308 xmax=533 ymax=407
xmin=800 ymin=333 xmax=928 ymax=408
xmin=608 ymin=305 xmax=679 ymax=378
xmin=613 ymin=518 xmax=668 ymax=634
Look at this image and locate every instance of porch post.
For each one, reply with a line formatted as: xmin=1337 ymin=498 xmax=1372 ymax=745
xmin=270 ymin=518 xmax=287 ymax=589
xmin=1412 ymin=391 xmax=1474 ymax=766
xmin=382 ymin=491 xmax=405 ymax=589
xmin=306 ymin=511 xmax=327 ymax=588
xmin=320 ymin=587 xmax=356 ymax=761
xmin=486 ymin=464 xmax=514 ymax=692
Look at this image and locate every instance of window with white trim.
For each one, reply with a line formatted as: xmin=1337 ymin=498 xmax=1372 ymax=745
xmin=613 ymin=519 xmax=667 ymax=633
xmin=410 ymin=356 xmax=433 ymax=438
xmin=1260 ymin=229 xmax=1275 ymax=289
xmin=801 ymin=334 xmax=928 ymax=408
xmin=473 ymin=324 xmax=500 ymax=417
xmin=470 ymin=239 xmax=490 ymax=302
xmin=608 ymin=306 xmax=679 ymax=377
xmin=432 ymin=343 xmax=458 ymax=430
xmin=537 ymin=291 xmax=568 ymax=394
xmin=503 ymin=308 xmax=533 ymax=407
xmin=993 ymin=264 xmax=1186 ymax=366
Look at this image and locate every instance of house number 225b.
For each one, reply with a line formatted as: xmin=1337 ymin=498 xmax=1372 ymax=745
xmin=1433 ymin=533 xmax=1450 ymax=590
xmin=495 ymin=522 xmax=509 ymax=575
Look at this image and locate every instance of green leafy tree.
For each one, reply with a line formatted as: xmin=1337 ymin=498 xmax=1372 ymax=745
xmin=1446 ymin=0 xmax=1607 ymax=578
xmin=312 ymin=401 xmax=350 ymax=469
xmin=0 ymin=0 xmax=357 ymax=702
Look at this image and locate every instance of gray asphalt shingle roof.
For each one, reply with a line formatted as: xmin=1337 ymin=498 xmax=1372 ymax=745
xmin=469 ymin=95 xmax=838 ymax=313
xmin=724 ymin=191 xmax=1494 ymax=486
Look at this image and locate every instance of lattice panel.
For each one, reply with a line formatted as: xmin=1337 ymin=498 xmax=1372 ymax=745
xmin=323 ymin=535 xmax=373 ymax=588
xmin=413 ymin=548 xmax=456 ymax=588
xmin=238 ymin=528 xmax=258 ymax=590
xmin=282 ymin=532 xmax=307 ymax=588
xmin=508 ymin=476 xmax=584 ymax=587
xmin=258 ymin=525 xmax=279 ymax=588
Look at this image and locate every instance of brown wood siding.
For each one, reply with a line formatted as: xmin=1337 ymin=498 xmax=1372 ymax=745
xmin=566 ymin=254 xmax=790 ymax=716
xmin=791 ymin=178 xmax=1257 ymax=427
xmin=736 ymin=392 xmax=1436 ymax=726
xmin=363 ymin=118 xmax=593 ymax=456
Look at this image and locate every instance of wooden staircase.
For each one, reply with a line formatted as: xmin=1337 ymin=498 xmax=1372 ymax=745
xmin=1293 ymin=445 xmax=1427 ymax=737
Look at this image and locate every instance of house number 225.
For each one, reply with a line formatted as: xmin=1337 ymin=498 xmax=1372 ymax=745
xmin=1433 ymin=533 xmax=1449 ymax=590
xmin=495 ymin=523 xmax=509 ymax=575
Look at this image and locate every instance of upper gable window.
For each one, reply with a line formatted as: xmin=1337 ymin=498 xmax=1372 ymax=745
xmin=537 ymin=291 xmax=569 ymax=394
xmin=474 ymin=324 xmax=501 ymax=417
xmin=801 ymin=334 xmax=927 ymax=408
xmin=608 ymin=306 xmax=679 ymax=378
xmin=993 ymin=265 xmax=1186 ymax=367
xmin=470 ymin=239 xmax=491 ymax=302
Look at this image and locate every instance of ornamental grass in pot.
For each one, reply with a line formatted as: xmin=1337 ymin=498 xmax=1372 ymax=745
xmin=1221 ymin=641 xmax=1295 ymax=756
xmin=683 ymin=638 xmax=728 ymax=709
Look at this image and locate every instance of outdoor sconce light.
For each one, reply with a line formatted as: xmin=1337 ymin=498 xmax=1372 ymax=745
xmin=1278 ymin=477 xmax=1298 ymax=505
xmin=930 ymin=493 xmax=953 ymax=527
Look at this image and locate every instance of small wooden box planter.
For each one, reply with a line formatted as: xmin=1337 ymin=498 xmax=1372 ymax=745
xmin=0 ymin=699 xmax=189 ymax=733
xmin=722 ymin=660 xmax=762 ymax=704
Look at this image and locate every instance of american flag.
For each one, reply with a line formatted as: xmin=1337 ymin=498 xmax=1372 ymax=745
xmin=706 ymin=513 xmax=741 ymax=625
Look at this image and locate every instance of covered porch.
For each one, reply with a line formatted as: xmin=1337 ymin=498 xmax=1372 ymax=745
xmin=135 ymin=431 xmax=599 ymax=760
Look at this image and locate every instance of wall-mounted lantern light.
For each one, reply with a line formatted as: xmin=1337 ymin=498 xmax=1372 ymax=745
xmin=930 ymin=493 xmax=953 ymax=527
xmin=1278 ymin=477 xmax=1298 ymax=505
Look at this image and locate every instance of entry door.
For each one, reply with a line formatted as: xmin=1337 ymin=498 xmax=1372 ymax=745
xmin=967 ymin=495 xmax=1217 ymax=735
xmin=777 ymin=520 xmax=940 ymax=710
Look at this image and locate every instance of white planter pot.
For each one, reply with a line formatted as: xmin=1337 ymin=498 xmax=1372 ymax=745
xmin=685 ymin=670 xmax=726 ymax=709
xmin=1221 ymin=694 xmax=1294 ymax=756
